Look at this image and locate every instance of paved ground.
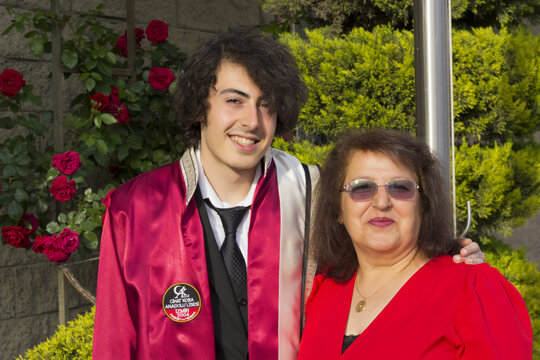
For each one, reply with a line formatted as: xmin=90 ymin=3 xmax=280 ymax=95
xmin=501 ymin=211 xmax=540 ymax=270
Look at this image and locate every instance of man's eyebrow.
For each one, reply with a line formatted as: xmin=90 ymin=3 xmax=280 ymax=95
xmin=218 ymin=88 xmax=250 ymax=98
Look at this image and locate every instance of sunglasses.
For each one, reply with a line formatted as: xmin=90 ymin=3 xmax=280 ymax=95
xmin=341 ymin=179 xmax=419 ymax=201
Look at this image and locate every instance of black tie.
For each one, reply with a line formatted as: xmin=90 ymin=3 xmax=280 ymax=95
xmin=205 ymin=199 xmax=250 ymax=287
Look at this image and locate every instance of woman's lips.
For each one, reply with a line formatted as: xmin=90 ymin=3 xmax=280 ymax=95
xmin=368 ymin=217 xmax=395 ymax=227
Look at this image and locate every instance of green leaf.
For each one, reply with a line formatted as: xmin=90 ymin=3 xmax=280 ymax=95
xmin=82 ymin=231 xmax=99 ymax=249
xmin=37 ymin=199 xmax=48 ymax=213
xmin=96 ymin=139 xmax=108 ymax=154
xmin=61 ymin=49 xmax=78 ymax=69
xmin=3 ymin=165 xmax=16 ymax=177
xmin=0 ymin=152 xmax=12 ymax=164
xmin=117 ymin=145 xmax=130 ymax=161
xmin=27 ymin=93 xmax=43 ymax=106
xmin=2 ymin=23 xmax=15 ymax=36
xmin=96 ymin=61 xmax=112 ymax=77
xmin=46 ymin=221 xmax=61 ymax=234
xmin=153 ymin=149 xmax=166 ymax=163
xmin=129 ymin=81 xmax=145 ymax=94
xmin=15 ymin=166 xmax=29 ymax=177
xmin=126 ymin=102 xmax=141 ymax=113
xmin=105 ymin=51 xmax=116 ymax=64
xmin=15 ymin=154 xmax=31 ymax=166
xmin=13 ymin=188 xmax=28 ymax=202
xmin=81 ymin=221 xmax=99 ymax=232
xmin=93 ymin=116 xmax=102 ymax=128
xmin=74 ymin=212 xmax=85 ymax=225
xmin=29 ymin=37 xmax=44 ymax=57
xmin=127 ymin=134 xmax=143 ymax=150
xmin=7 ymin=201 xmax=24 ymax=220
xmin=84 ymin=57 xmax=97 ymax=70
xmin=0 ymin=116 xmax=15 ymax=129
xmin=84 ymin=77 xmax=96 ymax=92
xmin=100 ymin=113 xmax=117 ymax=125
xmin=14 ymin=114 xmax=47 ymax=135
xmin=90 ymin=72 xmax=103 ymax=81
xmin=58 ymin=213 xmax=67 ymax=223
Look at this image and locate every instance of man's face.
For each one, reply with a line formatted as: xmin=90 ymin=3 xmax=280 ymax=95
xmin=200 ymin=61 xmax=277 ymax=179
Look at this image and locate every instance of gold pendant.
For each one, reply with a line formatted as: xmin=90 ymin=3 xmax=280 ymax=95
xmin=356 ymin=300 xmax=366 ymax=312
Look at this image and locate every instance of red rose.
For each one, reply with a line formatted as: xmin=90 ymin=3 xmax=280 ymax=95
xmin=18 ymin=213 xmax=39 ymax=235
xmin=148 ymin=67 xmax=175 ymax=91
xmin=115 ymin=35 xmax=127 ymax=56
xmin=50 ymin=175 xmax=76 ymax=202
xmin=52 ymin=150 xmax=81 ymax=175
xmin=115 ymin=28 xmax=145 ymax=57
xmin=115 ymin=104 xmax=130 ymax=124
xmin=0 ymin=69 xmax=26 ymax=97
xmin=58 ymin=228 xmax=80 ymax=254
xmin=43 ymin=237 xmax=70 ymax=263
xmin=32 ymin=234 xmax=53 ymax=253
xmin=145 ymin=20 xmax=168 ymax=44
xmin=103 ymin=86 xmax=122 ymax=113
xmin=90 ymin=92 xmax=109 ymax=111
xmin=2 ymin=226 xmax=31 ymax=248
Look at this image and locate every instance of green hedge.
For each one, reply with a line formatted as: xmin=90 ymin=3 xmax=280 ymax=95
xmin=17 ymin=308 xmax=94 ymax=360
xmin=281 ymin=26 xmax=539 ymax=145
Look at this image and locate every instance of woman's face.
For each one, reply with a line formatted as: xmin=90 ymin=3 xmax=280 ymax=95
xmin=339 ymin=150 xmax=422 ymax=261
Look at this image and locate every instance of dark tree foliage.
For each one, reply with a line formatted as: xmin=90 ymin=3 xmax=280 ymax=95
xmin=261 ymin=0 xmax=540 ymax=32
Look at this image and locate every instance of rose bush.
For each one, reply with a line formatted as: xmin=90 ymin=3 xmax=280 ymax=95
xmin=0 ymin=5 xmax=186 ymax=263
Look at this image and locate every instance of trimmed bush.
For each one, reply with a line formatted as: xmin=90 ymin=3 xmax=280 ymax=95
xmin=281 ymin=26 xmax=539 ymax=145
xmin=17 ymin=308 xmax=94 ymax=359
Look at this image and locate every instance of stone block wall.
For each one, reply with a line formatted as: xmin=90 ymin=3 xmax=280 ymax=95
xmin=0 ymin=1 xmax=269 ymax=359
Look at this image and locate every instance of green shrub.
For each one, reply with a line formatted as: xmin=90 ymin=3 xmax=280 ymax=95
xmin=261 ymin=0 xmax=540 ymax=32
xmin=455 ymin=141 xmax=540 ymax=236
xmin=483 ymin=237 xmax=540 ymax=359
xmin=281 ymin=26 xmax=539 ymax=145
xmin=17 ymin=308 xmax=94 ymax=360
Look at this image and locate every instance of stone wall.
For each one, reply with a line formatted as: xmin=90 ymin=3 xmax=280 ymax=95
xmin=0 ymin=1 xmax=269 ymax=358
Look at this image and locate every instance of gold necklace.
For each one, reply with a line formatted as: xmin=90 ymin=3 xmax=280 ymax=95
xmin=354 ymin=251 xmax=418 ymax=312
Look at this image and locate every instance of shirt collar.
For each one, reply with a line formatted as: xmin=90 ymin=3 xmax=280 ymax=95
xmin=180 ymin=144 xmax=273 ymax=205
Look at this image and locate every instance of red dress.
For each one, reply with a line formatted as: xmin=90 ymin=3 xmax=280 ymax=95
xmin=298 ymin=256 xmax=532 ymax=359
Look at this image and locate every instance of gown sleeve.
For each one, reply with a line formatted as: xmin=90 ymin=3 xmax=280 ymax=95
xmin=454 ymin=263 xmax=533 ymax=359
xmin=92 ymin=195 xmax=136 ymax=359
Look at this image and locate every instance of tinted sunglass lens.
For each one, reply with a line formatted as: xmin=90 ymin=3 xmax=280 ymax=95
xmin=350 ymin=181 xmax=377 ymax=201
xmin=387 ymin=180 xmax=415 ymax=199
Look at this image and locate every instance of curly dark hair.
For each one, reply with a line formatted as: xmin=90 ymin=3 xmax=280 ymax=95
xmin=170 ymin=27 xmax=308 ymax=149
xmin=312 ymin=129 xmax=460 ymax=282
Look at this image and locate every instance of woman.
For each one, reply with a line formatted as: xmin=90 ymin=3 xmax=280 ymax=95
xmin=298 ymin=129 xmax=532 ymax=359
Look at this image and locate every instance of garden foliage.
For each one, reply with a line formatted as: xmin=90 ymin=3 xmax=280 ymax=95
xmin=281 ymin=26 xmax=539 ymax=146
xmin=17 ymin=308 xmax=94 ymax=360
xmin=0 ymin=4 xmax=185 ymax=262
xmin=261 ymin=0 xmax=540 ymax=32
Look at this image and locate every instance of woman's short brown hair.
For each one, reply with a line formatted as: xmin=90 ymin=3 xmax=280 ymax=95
xmin=312 ymin=128 xmax=460 ymax=282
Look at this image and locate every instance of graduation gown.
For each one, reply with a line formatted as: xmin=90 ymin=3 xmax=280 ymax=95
xmin=92 ymin=147 xmax=318 ymax=359
xmin=298 ymin=256 xmax=532 ymax=359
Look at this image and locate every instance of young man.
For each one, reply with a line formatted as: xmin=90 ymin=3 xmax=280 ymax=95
xmin=92 ymin=28 xmax=483 ymax=360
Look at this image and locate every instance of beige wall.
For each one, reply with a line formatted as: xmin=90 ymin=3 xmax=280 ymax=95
xmin=0 ymin=1 xmax=269 ymax=358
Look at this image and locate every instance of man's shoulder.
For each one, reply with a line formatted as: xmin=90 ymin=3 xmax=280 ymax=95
xmin=109 ymin=161 xmax=182 ymax=207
